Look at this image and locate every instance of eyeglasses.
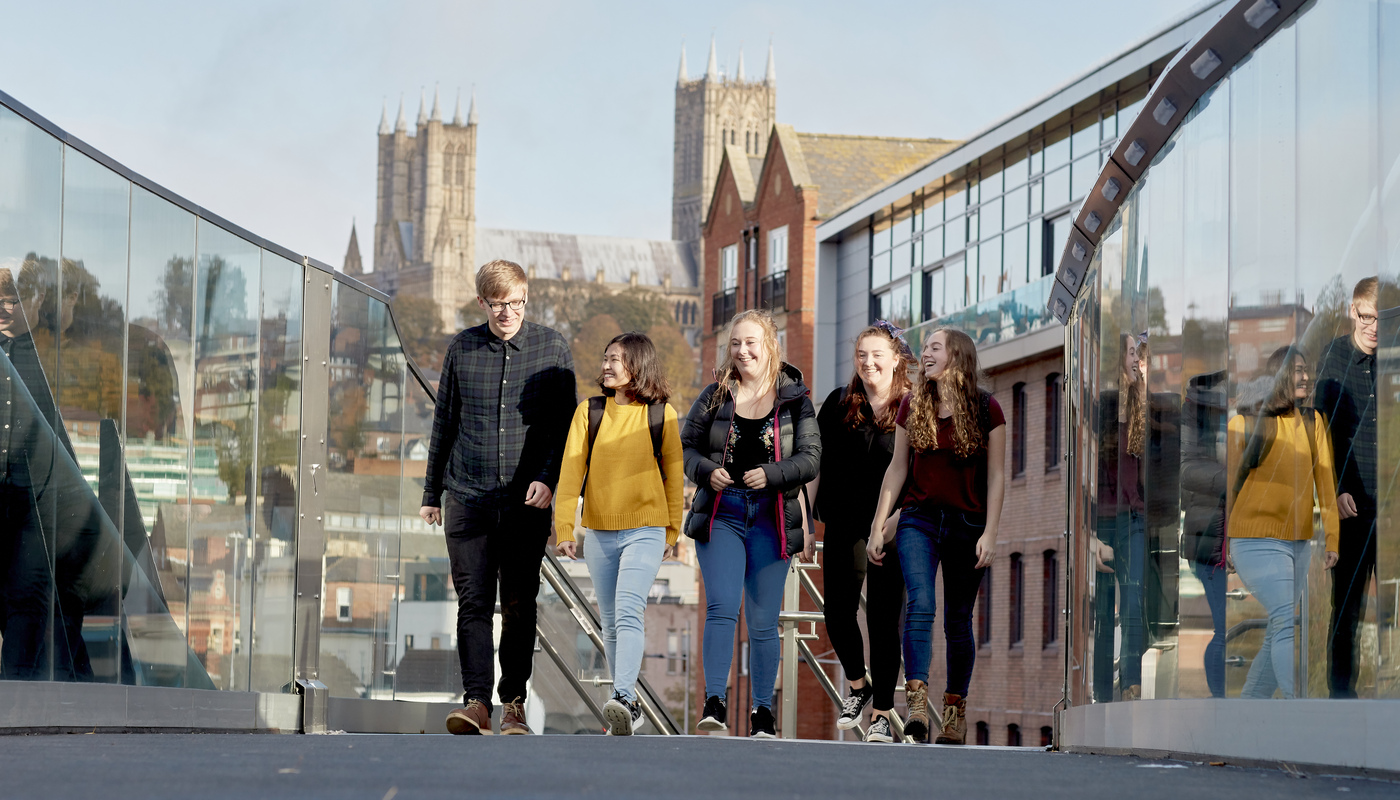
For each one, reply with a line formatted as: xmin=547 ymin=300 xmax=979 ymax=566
xmin=1357 ymin=312 xmax=1378 ymax=326
xmin=0 ymin=299 xmax=19 ymax=310
xmin=486 ymin=299 xmax=526 ymax=313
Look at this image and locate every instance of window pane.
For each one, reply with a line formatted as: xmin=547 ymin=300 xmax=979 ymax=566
xmin=191 ymin=221 xmax=261 ymax=690
xmin=922 ymin=267 xmax=946 ymax=321
xmin=1071 ymin=117 xmax=1099 ymax=159
xmin=1071 ymin=154 xmax=1098 ymax=203
xmin=1004 ymin=224 xmax=1029 ymax=291
xmin=890 ymin=280 xmax=911 ymax=329
xmin=871 ymin=248 xmax=892 ymax=289
xmin=947 ymin=214 xmax=967 ymax=254
xmin=891 ymin=238 xmax=912 ymax=283
xmin=978 ymin=196 xmax=1003 ymax=241
xmin=1028 ymin=216 xmax=1046 ymax=277
xmin=1044 ymin=127 xmax=1071 ymax=169
xmin=978 ymin=235 xmax=1002 ymax=300
xmin=923 ymin=225 xmax=944 ymax=263
xmin=1044 ymin=165 xmax=1070 ymax=211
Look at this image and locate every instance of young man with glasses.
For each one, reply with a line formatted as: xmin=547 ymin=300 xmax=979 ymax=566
xmin=420 ymin=260 xmax=576 ymax=734
xmin=1316 ymin=276 xmax=1380 ymax=698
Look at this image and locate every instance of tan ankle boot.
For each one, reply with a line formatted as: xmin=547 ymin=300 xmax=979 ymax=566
xmin=935 ymin=693 xmax=967 ymax=745
xmin=904 ymin=680 xmax=929 ymax=742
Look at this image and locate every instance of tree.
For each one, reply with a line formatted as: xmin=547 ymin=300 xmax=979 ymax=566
xmin=570 ymin=314 xmax=622 ymax=399
xmin=391 ymin=293 xmax=449 ymax=372
xmin=649 ymin=323 xmax=699 ymax=411
xmin=584 ymin=289 xmax=675 ymax=335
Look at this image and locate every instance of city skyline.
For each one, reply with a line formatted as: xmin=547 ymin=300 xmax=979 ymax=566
xmin=5 ymin=0 xmax=1200 ymax=272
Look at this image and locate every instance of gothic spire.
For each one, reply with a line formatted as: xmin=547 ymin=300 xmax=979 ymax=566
xmin=677 ymin=43 xmax=688 ymax=84
xmin=343 ymin=221 xmax=364 ymax=276
xmin=431 ymin=83 xmax=441 ymax=122
xmin=736 ymin=46 xmax=745 ymax=81
xmin=467 ymin=87 xmax=478 ymax=125
xmin=452 ymin=88 xmax=463 ymax=126
xmin=706 ymin=36 xmax=717 ymax=79
xmin=395 ymin=95 xmax=407 ymax=132
xmin=378 ymin=99 xmax=390 ymax=135
xmin=417 ymin=87 xmax=427 ymax=126
xmin=765 ymin=41 xmax=776 ymax=86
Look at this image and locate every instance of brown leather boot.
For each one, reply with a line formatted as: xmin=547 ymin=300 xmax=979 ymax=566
xmin=935 ymin=692 xmax=967 ymax=745
xmin=500 ymin=696 xmax=532 ymax=735
xmin=903 ymin=680 xmax=929 ymax=742
xmin=445 ymin=699 xmax=492 ymax=735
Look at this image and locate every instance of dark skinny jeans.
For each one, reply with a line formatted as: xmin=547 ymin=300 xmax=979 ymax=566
xmin=895 ymin=506 xmax=986 ymax=697
xmin=822 ymin=528 xmax=904 ymax=711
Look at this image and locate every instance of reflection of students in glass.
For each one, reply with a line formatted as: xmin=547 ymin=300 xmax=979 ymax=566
xmin=810 ymin=321 xmax=913 ymax=743
xmin=1315 ymin=277 xmax=1379 ymax=698
xmin=0 ymin=262 xmax=90 ymax=680
xmin=867 ymin=327 xmax=1005 ymax=745
xmin=1179 ymin=371 xmax=1228 ymax=697
xmin=553 ymin=332 xmax=684 ymax=736
xmin=1093 ymin=334 xmax=1147 ymax=702
xmin=1228 ymin=346 xmax=1338 ymax=699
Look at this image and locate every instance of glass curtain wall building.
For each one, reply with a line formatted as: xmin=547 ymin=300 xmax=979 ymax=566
xmin=1057 ymin=0 xmax=1400 ymax=770
xmin=0 ymin=90 xmax=675 ymax=734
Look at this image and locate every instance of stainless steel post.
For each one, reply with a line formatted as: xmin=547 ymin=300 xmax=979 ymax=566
xmin=780 ymin=563 xmax=800 ymax=738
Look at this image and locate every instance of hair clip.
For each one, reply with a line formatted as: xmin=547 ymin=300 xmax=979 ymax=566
xmin=873 ymin=319 xmax=916 ymax=361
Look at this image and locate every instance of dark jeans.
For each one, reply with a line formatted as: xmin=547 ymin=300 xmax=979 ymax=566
xmin=443 ymin=492 xmax=550 ymax=712
xmin=895 ymin=506 xmax=986 ymax=697
xmin=1329 ymin=512 xmax=1376 ymax=698
xmin=1193 ymin=561 xmax=1227 ymax=698
xmin=0 ymin=481 xmax=90 ymax=682
xmin=1093 ymin=510 xmax=1146 ymax=701
xmin=823 ymin=528 xmax=904 ymax=710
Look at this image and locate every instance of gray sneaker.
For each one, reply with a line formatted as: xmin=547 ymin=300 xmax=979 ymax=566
xmin=603 ymin=693 xmax=644 ymax=736
xmin=865 ymin=715 xmax=894 ymax=743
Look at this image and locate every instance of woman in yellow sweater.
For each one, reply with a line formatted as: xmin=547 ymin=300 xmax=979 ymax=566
xmin=1227 ymin=345 xmax=1339 ymax=699
xmin=554 ymin=332 xmax=684 ymax=735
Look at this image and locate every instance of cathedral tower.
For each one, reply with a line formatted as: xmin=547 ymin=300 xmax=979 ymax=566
xmin=672 ymin=39 xmax=777 ymax=245
xmin=371 ymin=86 xmax=478 ymax=328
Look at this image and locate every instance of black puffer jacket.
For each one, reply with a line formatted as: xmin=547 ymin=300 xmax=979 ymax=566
xmin=681 ymin=363 xmax=821 ymax=558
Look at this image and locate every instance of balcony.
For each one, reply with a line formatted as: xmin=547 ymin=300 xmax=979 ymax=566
xmin=760 ymin=272 xmax=787 ymax=312
xmin=712 ymin=287 xmax=737 ymax=329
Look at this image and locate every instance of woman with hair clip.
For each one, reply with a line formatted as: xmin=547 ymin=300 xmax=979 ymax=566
xmin=682 ymin=310 xmax=820 ymax=738
xmin=554 ymin=331 xmax=684 ymax=735
xmin=1228 ymin=345 xmax=1339 ymax=699
xmin=866 ymin=327 xmax=1005 ymax=745
xmin=809 ymin=321 xmax=914 ymax=743
xmin=1092 ymin=333 xmax=1149 ymax=702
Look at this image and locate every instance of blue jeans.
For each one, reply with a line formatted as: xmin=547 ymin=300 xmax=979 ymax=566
xmin=696 ymin=488 xmax=788 ymax=710
xmin=895 ymin=506 xmax=986 ymax=697
xmin=1193 ymin=561 xmax=1227 ymax=698
xmin=1231 ymin=537 xmax=1309 ymax=699
xmin=583 ymin=526 xmax=666 ymax=703
xmin=1093 ymin=510 xmax=1146 ymax=700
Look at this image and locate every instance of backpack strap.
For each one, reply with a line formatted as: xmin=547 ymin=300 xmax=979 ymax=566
xmin=648 ymin=401 xmax=667 ymax=481
xmin=581 ymin=396 xmax=608 ymax=494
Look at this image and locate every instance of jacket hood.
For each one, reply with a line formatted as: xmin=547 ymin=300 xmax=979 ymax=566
xmin=775 ymin=362 xmax=809 ymax=404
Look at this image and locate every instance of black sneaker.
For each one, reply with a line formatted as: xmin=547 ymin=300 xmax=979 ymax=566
xmin=697 ymin=695 xmax=727 ymax=732
xmin=865 ymin=715 xmax=894 ymax=743
xmin=603 ymin=693 xmax=644 ymax=736
xmin=749 ymin=706 xmax=776 ymax=739
xmin=836 ymin=683 xmax=874 ymax=730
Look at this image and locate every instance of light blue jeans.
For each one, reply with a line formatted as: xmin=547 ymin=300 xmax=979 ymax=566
xmin=583 ymin=526 xmax=666 ymax=702
xmin=1230 ymin=537 xmax=1309 ymax=699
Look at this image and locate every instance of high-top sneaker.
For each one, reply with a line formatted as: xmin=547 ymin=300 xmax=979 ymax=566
xmin=903 ymin=680 xmax=929 ymax=743
xmin=864 ymin=715 xmax=894 ymax=743
xmin=697 ymin=695 xmax=728 ymax=732
xmin=935 ymin=692 xmax=967 ymax=745
xmin=749 ymin=706 xmax=776 ymax=739
xmin=837 ymin=683 xmax=874 ymax=730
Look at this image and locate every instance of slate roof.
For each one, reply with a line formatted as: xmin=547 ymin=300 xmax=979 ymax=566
xmin=791 ymin=130 xmax=960 ymax=220
xmin=476 ymin=228 xmax=699 ymax=290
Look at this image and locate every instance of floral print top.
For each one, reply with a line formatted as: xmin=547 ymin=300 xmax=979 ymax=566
xmin=724 ymin=412 xmax=776 ymax=476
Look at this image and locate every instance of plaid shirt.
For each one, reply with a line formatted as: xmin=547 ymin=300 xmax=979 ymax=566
xmin=1316 ymin=334 xmax=1377 ymax=511
xmin=422 ymin=321 xmax=576 ymax=509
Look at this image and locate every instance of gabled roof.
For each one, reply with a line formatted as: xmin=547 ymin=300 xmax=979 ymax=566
xmin=788 ymin=131 xmax=960 ymax=219
xmin=725 ymin=143 xmax=757 ymax=204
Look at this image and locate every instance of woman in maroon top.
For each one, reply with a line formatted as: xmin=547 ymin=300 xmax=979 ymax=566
xmin=867 ymin=327 xmax=1005 ymax=745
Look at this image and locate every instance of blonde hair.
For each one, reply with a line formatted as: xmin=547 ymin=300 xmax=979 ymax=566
xmin=709 ymin=309 xmax=782 ymax=410
xmin=905 ymin=327 xmax=984 ymax=457
xmin=475 ymin=259 xmax=527 ymax=301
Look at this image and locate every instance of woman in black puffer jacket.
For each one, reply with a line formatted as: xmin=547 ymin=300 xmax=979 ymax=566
xmin=682 ymin=310 xmax=820 ymax=738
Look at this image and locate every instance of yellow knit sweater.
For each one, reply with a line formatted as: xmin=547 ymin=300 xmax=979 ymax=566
xmin=553 ymin=398 xmax=685 ymax=545
xmin=1226 ymin=409 xmax=1339 ymax=553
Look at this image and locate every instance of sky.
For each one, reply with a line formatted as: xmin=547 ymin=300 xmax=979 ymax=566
xmin=2 ymin=0 xmax=1205 ymax=271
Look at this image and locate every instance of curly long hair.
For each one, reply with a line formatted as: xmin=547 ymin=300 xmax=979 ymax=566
xmin=842 ymin=324 xmax=914 ymax=431
xmin=598 ymin=331 xmax=671 ymax=404
xmin=905 ymin=327 xmax=984 ymax=457
xmin=708 ymin=309 xmax=782 ymax=411
xmin=1121 ymin=333 xmax=1146 ymax=459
